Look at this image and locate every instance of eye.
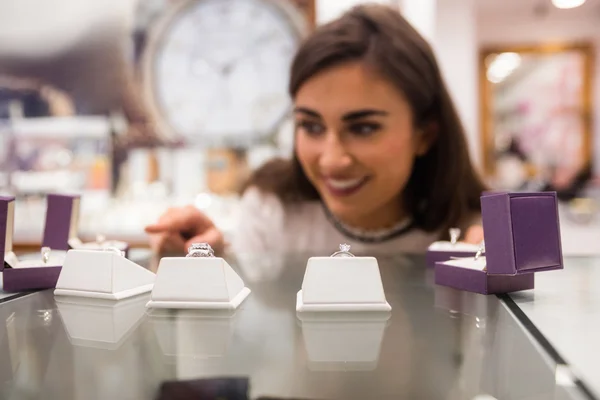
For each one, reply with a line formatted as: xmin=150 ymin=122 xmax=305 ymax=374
xmin=348 ymin=122 xmax=381 ymax=137
xmin=296 ymin=120 xmax=326 ymax=136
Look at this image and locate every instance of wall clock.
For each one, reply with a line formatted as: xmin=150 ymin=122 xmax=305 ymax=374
xmin=142 ymin=0 xmax=308 ymax=148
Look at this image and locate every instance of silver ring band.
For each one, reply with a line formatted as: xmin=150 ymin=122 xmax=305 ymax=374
xmin=449 ymin=228 xmax=461 ymax=246
xmin=474 ymin=240 xmax=485 ymax=260
xmin=331 ymin=243 xmax=354 ymax=258
xmin=186 ymin=243 xmax=215 ymax=258
xmin=41 ymin=247 xmax=51 ymax=264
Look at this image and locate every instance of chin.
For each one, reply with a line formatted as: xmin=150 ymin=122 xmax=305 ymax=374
xmin=323 ymin=199 xmax=369 ymax=222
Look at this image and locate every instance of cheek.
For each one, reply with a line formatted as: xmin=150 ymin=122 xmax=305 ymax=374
xmin=358 ymin=132 xmax=416 ymax=184
xmin=295 ymin=134 xmax=318 ymax=174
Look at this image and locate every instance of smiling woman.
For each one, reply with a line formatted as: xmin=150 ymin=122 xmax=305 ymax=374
xmin=292 ymin=62 xmax=435 ymax=231
xmin=146 ymin=3 xmax=487 ymax=258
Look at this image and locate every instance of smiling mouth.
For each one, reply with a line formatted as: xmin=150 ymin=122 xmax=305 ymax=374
xmin=323 ymin=176 xmax=370 ymax=197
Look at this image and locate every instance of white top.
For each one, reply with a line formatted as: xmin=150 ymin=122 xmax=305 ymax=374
xmin=229 ymin=187 xmax=442 ymax=257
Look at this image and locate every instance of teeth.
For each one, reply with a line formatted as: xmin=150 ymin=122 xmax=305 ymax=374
xmin=327 ymin=177 xmax=366 ymax=190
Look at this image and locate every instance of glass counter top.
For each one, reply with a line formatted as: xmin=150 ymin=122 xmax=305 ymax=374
xmin=0 ymin=253 xmax=593 ymax=400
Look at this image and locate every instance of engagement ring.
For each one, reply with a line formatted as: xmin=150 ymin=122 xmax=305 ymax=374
xmin=449 ymin=228 xmax=461 ymax=245
xmin=474 ymin=240 xmax=485 ymax=261
xmin=331 ymin=243 xmax=355 ymax=258
xmin=41 ymin=247 xmax=51 ymax=264
xmin=186 ymin=243 xmax=215 ymax=258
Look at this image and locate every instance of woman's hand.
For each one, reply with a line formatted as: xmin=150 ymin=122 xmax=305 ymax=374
xmin=463 ymin=224 xmax=484 ymax=244
xmin=144 ymin=205 xmax=225 ymax=255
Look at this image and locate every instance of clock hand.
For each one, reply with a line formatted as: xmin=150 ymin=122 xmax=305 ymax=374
xmin=220 ymin=31 xmax=277 ymax=75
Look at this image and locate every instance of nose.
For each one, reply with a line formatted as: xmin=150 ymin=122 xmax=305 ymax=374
xmin=318 ymin=133 xmax=353 ymax=174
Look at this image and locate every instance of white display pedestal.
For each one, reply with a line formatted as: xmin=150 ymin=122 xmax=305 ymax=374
xmin=54 ymin=250 xmax=156 ymax=300
xmin=56 ymin=294 xmax=149 ymax=350
xmin=296 ymin=256 xmax=391 ymax=312
xmin=298 ymin=311 xmax=391 ymax=371
xmin=146 ymin=257 xmax=251 ymax=310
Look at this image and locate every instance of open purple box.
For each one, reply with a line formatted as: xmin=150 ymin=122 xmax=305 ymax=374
xmin=1 ymin=194 xmax=80 ymax=292
xmin=434 ymin=192 xmax=563 ymax=295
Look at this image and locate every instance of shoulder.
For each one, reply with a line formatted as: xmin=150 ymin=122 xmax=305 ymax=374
xmin=239 ymin=186 xmax=285 ymax=218
xmin=232 ymin=185 xmax=327 ymax=254
xmin=240 ymin=183 xmax=281 ymax=205
xmin=240 ymin=185 xmax=322 ymax=220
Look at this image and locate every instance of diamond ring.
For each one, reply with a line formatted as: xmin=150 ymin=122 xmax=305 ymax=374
xmin=41 ymin=247 xmax=51 ymax=264
xmin=474 ymin=240 xmax=485 ymax=260
xmin=186 ymin=243 xmax=215 ymax=258
xmin=449 ymin=228 xmax=461 ymax=245
xmin=331 ymin=243 xmax=355 ymax=257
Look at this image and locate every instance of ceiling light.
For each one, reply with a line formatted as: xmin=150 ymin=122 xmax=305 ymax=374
xmin=486 ymin=52 xmax=522 ymax=84
xmin=551 ymin=0 xmax=586 ymax=9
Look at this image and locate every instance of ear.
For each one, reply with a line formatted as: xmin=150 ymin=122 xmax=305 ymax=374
xmin=415 ymin=122 xmax=438 ymax=156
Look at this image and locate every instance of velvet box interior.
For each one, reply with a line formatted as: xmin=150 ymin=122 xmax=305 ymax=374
xmin=426 ymin=241 xmax=478 ymax=267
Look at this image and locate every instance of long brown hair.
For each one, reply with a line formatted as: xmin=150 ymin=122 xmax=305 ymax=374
xmin=245 ymin=4 xmax=486 ymax=235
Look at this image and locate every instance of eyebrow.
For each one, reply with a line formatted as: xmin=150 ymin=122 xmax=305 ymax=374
xmin=294 ymin=107 xmax=389 ymax=121
xmin=342 ymin=109 xmax=388 ymax=121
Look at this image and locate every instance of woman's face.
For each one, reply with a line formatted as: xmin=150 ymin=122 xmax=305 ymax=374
xmin=294 ymin=62 xmax=433 ymax=229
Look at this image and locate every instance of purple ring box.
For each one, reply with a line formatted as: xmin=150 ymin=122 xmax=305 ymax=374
xmin=1 ymin=195 xmax=68 ymax=292
xmin=434 ymin=192 xmax=564 ymax=295
xmin=43 ymin=194 xmax=130 ymax=258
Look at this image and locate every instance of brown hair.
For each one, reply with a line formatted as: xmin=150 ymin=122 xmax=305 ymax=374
xmin=245 ymin=4 xmax=487 ymax=236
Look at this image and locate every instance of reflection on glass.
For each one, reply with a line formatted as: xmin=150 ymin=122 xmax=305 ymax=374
xmin=149 ymin=309 xmax=238 ymax=379
xmin=55 ymin=294 xmax=149 ymax=349
xmin=297 ymin=311 xmax=390 ymax=371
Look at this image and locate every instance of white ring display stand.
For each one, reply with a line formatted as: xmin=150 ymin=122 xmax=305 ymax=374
xmin=296 ymin=256 xmax=391 ymax=312
xmin=146 ymin=257 xmax=251 ymax=310
xmin=54 ymin=250 xmax=156 ymax=300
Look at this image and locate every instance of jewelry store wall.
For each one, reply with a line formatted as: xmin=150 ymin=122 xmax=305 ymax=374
xmin=0 ymin=0 xmax=598 ymax=254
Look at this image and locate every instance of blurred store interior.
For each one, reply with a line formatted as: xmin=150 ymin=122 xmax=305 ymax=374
xmin=0 ymin=0 xmax=599 ymax=254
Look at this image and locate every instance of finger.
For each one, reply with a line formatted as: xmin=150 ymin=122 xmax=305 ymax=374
xmin=181 ymin=205 xmax=216 ymax=233
xmin=162 ymin=234 xmax=187 ymax=254
xmin=148 ymin=232 xmax=186 ymax=254
xmin=464 ymin=225 xmax=484 ymax=244
xmin=145 ymin=208 xmax=182 ymax=234
xmin=147 ymin=233 xmax=167 ymax=253
xmin=145 ymin=223 xmax=172 ymax=234
xmin=146 ymin=206 xmax=212 ymax=236
xmin=158 ymin=205 xmax=214 ymax=235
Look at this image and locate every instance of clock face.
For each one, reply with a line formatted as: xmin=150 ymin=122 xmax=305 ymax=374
xmin=146 ymin=0 xmax=304 ymax=146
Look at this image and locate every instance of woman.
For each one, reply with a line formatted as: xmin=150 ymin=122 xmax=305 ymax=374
xmin=145 ymin=4 xmax=486 ymax=257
